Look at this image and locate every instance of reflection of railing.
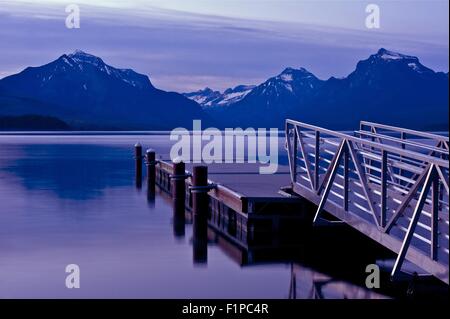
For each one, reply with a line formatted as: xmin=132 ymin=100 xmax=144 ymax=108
xmin=285 ymin=119 xmax=449 ymax=284
xmin=288 ymin=263 xmax=388 ymax=299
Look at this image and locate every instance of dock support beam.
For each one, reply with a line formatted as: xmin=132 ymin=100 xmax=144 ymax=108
xmin=134 ymin=143 xmax=143 ymax=188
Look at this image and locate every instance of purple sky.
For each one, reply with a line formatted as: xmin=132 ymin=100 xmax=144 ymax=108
xmin=0 ymin=1 xmax=448 ymax=92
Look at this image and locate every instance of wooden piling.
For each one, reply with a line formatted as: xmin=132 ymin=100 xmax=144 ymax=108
xmin=193 ymin=228 xmax=207 ymax=264
xmin=171 ymin=159 xmax=186 ymax=200
xmin=134 ymin=143 xmax=143 ymax=188
xmin=170 ymin=159 xmax=187 ymax=238
xmin=192 ymin=165 xmax=208 ymax=216
xmin=192 ymin=165 xmax=209 ymax=264
xmin=145 ymin=149 xmax=156 ymax=188
xmin=145 ymin=149 xmax=156 ymax=205
xmin=173 ymin=198 xmax=185 ymax=238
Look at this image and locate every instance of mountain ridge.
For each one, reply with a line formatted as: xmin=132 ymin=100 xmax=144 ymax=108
xmin=0 ymin=50 xmax=208 ymax=130
xmin=184 ymin=48 xmax=448 ymax=130
xmin=1 ymin=48 xmax=448 ymax=130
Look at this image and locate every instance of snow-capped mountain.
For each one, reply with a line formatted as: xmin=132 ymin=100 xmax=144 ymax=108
xmin=0 ymin=48 xmax=447 ymax=130
xmin=67 ymin=50 xmax=153 ymax=90
xmin=303 ymin=48 xmax=449 ymax=130
xmin=184 ymin=85 xmax=255 ymax=108
xmin=243 ymin=67 xmax=322 ymax=104
xmin=207 ymin=48 xmax=448 ymax=129
xmin=183 ymin=87 xmax=222 ymax=107
xmin=346 ymin=48 xmax=437 ymax=87
xmin=218 ymin=85 xmax=255 ymax=106
xmin=210 ymin=67 xmax=324 ymax=127
xmin=368 ymin=48 xmax=433 ymax=73
xmin=0 ymin=50 xmax=207 ymax=129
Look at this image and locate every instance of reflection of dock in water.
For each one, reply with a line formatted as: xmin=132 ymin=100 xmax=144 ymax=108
xmin=206 ymin=214 xmax=392 ymax=299
xmin=152 ymin=175 xmax=446 ymax=299
xmin=288 ymin=263 xmax=387 ymax=299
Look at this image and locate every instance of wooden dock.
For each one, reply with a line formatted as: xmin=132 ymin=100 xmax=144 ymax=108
xmin=134 ymin=119 xmax=449 ymax=285
xmin=150 ymin=159 xmax=314 ymax=241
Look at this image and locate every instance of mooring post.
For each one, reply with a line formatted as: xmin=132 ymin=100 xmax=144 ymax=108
xmin=145 ymin=149 xmax=156 ymax=187
xmin=145 ymin=149 xmax=156 ymax=205
xmin=193 ymin=229 xmax=207 ymax=264
xmin=191 ymin=165 xmax=209 ymax=264
xmin=173 ymin=199 xmax=185 ymax=238
xmin=171 ymin=159 xmax=186 ymax=199
xmin=192 ymin=165 xmax=209 ymax=216
xmin=171 ymin=159 xmax=186 ymax=238
xmin=134 ymin=143 xmax=143 ymax=188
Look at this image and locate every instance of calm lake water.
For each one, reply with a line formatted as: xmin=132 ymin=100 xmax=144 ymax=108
xmin=0 ymin=134 xmax=388 ymax=299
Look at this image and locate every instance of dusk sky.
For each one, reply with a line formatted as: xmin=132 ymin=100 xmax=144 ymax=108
xmin=0 ymin=0 xmax=448 ymax=92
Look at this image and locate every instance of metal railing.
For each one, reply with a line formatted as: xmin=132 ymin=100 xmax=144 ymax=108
xmin=358 ymin=121 xmax=449 ymax=158
xmin=286 ymin=119 xmax=449 ymax=284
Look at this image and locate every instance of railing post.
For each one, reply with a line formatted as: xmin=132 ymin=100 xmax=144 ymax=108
xmin=381 ymin=150 xmax=388 ymax=227
xmin=399 ymin=132 xmax=406 ymax=186
xmin=431 ymin=172 xmax=439 ymax=260
xmin=134 ymin=143 xmax=143 ymax=188
xmin=400 ymin=132 xmax=406 ymax=149
xmin=369 ymin=128 xmax=376 ymax=177
xmin=343 ymin=145 xmax=349 ymax=211
xmin=293 ymin=128 xmax=298 ymax=183
xmin=315 ymin=131 xmax=320 ymax=191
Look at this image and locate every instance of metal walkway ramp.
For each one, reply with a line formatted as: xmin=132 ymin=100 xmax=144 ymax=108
xmin=285 ymin=120 xmax=449 ymax=284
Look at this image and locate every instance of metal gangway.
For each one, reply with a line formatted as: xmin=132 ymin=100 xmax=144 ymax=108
xmin=285 ymin=120 xmax=449 ymax=284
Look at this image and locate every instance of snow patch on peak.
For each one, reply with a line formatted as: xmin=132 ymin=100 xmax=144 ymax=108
xmin=68 ymin=50 xmax=105 ymax=67
xmin=60 ymin=50 xmax=151 ymax=89
xmin=278 ymin=67 xmax=314 ymax=80
xmin=69 ymin=50 xmax=96 ymax=59
xmin=184 ymin=84 xmax=255 ymax=108
xmin=280 ymin=73 xmax=293 ymax=82
xmin=217 ymin=85 xmax=254 ymax=105
xmin=376 ymin=48 xmax=417 ymax=61
xmin=61 ymin=56 xmax=74 ymax=67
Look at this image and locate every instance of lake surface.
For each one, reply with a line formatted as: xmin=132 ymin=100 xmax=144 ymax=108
xmin=0 ymin=134 xmax=388 ymax=298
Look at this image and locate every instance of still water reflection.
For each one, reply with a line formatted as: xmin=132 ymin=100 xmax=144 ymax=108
xmin=0 ymin=134 xmax=387 ymax=298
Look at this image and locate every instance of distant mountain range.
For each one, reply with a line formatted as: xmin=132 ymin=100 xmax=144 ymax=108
xmin=0 ymin=50 xmax=207 ymax=130
xmin=185 ymin=49 xmax=448 ymax=130
xmin=183 ymin=85 xmax=255 ymax=108
xmin=0 ymin=48 xmax=448 ymax=130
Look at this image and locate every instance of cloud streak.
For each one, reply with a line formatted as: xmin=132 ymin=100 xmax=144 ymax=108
xmin=0 ymin=1 xmax=448 ymax=92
